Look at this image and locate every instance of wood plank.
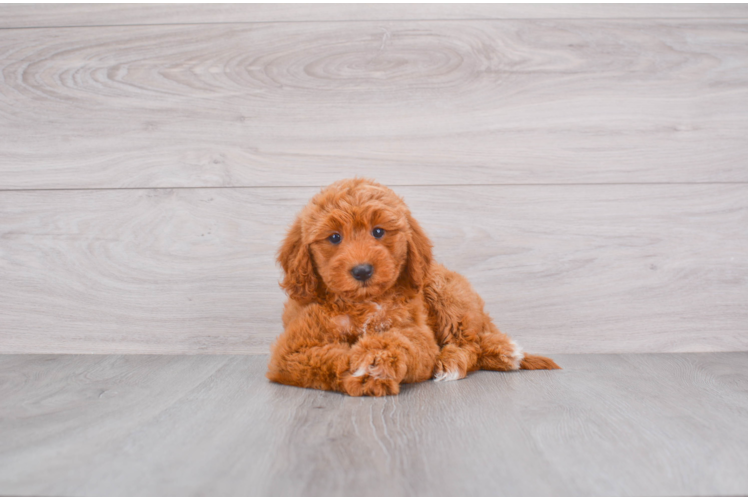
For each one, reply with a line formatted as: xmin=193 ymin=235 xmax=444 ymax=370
xmin=1 ymin=20 xmax=747 ymax=189
xmin=2 ymin=4 xmax=748 ymax=29
xmin=1 ymin=184 xmax=746 ymax=355
xmin=1 ymin=353 xmax=747 ymax=495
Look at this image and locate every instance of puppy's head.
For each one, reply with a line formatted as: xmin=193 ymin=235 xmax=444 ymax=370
xmin=278 ymin=178 xmax=432 ymax=303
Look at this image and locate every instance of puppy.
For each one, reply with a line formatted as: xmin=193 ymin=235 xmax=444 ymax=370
xmin=267 ymin=178 xmax=560 ymax=396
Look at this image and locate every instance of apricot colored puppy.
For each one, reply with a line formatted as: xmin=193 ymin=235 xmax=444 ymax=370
xmin=267 ymin=179 xmax=559 ymax=396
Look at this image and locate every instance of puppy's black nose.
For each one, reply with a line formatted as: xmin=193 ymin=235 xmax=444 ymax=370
xmin=350 ymin=264 xmax=374 ymax=282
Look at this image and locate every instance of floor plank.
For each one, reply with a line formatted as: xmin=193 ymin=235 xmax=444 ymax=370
xmin=1 ymin=20 xmax=747 ymax=188
xmin=0 ymin=352 xmax=746 ymax=495
xmin=2 ymin=4 xmax=747 ymax=29
xmin=1 ymin=184 xmax=746 ymax=355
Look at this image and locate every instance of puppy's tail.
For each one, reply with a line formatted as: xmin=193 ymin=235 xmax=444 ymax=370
xmin=520 ymin=353 xmax=561 ymax=370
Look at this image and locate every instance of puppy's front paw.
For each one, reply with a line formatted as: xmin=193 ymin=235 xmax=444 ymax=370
xmin=433 ymin=346 xmax=469 ymax=382
xmin=342 ymin=373 xmax=400 ymax=397
xmin=349 ymin=342 xmax=407 ymax=383
xmin=433 ymin=359 xmax=465 ymax=382
xmin=342 ymin=339 xmax=407 ymax=397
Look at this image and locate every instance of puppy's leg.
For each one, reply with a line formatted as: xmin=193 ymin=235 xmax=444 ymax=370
xmin=343 ymin=326 xmax=439 ymax=397
xmin=267 ymin=335 xmax=352 ymax=393
xmin=426 ymin=264 xmax=560 ymax=378
xmin=269 ymin=305 xmax=377 ymax=394
xmin=436 ymin=322 xmax=560 ymax=374
xmin=433 ymin=338 xmax=481 ymax=382
xmin=426 ymin=266 xmax=493 ymax=380
xmin=478 ymin=324 xmax=561 ymax=371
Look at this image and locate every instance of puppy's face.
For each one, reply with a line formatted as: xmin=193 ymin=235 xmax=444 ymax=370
xmin=278 ymin=179 xmax=433 ymax=303
xmin=308 ymin=202 xmax=408 ymax=299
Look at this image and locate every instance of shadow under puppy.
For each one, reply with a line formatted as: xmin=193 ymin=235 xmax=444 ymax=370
xmin=267 ymin=178 xmax=560 ymax=396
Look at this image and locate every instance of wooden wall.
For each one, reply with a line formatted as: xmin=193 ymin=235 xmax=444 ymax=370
xmin=1 ymin=5 xmax=746 ymax=354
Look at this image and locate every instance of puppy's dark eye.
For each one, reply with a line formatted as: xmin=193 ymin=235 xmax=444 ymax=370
xmin=328 ymin=233 xmax=342 ymax=244
xmin=372 ymin=227 xmax=385 ymax=239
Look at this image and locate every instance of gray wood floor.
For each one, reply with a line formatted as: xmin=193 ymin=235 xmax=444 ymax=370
xmin=1 ymin=352 xmax=746 ymax=496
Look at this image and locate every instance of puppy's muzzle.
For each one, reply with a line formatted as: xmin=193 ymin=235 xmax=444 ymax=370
xmin=350 ymin=264 xmax=374 ymax=282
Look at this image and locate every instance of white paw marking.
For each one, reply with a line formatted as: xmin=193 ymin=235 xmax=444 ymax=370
xmin=509 ymin=340 xmax=524 ymax=370
xmin=352 ymin=367 xmax=367 ymax=377
xmin=434 ymin=369 xmax=461 ymax=382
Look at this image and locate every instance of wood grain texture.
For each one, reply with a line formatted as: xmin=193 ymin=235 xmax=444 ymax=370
xmin=1 ymin=184 xmax=746 ymax=355
xmin=1 ymin=352 xmax=746 ymax=495
xmin=2 ymin=4 xmax=748 ymax=28
xmin=1 ymin=20 xmax=748 ymax=189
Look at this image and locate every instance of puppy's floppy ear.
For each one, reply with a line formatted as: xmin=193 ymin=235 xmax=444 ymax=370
xmin=403 ymin=213 xmax=433 ymax=290
xmin=277 ymin=216 xmax=319 ymax=303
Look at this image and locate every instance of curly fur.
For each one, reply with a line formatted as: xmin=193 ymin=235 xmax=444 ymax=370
xmin=268 ymin=178 xmax=560 ymax=396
